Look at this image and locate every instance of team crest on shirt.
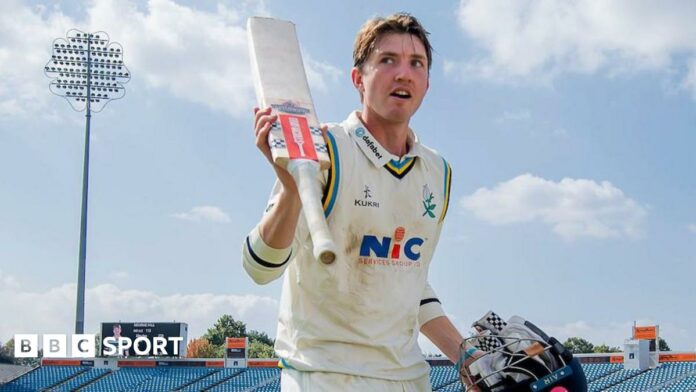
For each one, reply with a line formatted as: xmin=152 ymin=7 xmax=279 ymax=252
xmin=421 ymin=184 xmax=436 ymax=219
xmin=354 ymin=184 xmax=380 ymax=208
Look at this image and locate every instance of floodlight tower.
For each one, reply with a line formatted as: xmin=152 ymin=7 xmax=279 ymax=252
xmin=44 ymin=29 xmax=131 ymax=334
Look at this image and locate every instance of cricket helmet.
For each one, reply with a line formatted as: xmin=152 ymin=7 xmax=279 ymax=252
xmin=460 ymin=311 xmax=587 ymax=392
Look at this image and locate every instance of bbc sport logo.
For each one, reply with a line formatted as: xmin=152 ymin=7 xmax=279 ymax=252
xmin=14 ymin=334 xmax=183 ymax=358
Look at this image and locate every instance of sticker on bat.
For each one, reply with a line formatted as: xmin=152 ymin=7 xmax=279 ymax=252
xmin=279 ymin=114 xmax=318 ymax=161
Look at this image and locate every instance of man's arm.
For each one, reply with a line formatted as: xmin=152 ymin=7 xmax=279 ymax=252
xmin=420 ymin=315 xmax=463 ymax=364
xmin=418 ymin=284 xmax=483 ymax=391
xmin=258 ymin=180 xmax=302 ymax=248
xmin=241 ymin=180 xmax=301 ymax=284
xmin=254 ymin=106 xmax=303 ymax=249
xmin=241 ymin=107 xmax=304 ymax=284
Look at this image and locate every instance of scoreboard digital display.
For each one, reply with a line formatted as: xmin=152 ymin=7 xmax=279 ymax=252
xmin=100 ymin=322 xmax=187 ymax=357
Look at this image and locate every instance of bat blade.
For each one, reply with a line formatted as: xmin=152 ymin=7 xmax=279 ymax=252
xmin=247 ymin=17 xmax=330 ymax=170
xmin=247 ymin=16 xmax=336 ymax=264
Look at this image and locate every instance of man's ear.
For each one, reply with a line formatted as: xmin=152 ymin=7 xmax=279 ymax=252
xmin=351 ymin=67 xmax=363 ymax=93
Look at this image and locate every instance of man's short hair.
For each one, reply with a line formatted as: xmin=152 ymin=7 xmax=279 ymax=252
xmin=353 ymin=13 xmax=433 ymax=72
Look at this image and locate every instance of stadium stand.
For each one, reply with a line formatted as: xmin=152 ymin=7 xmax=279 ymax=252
xmin=588 ymin=368 xmax=645 ymax=391
xmin=604 ymin=362 xmax=696 ymax=391
xmin=81 ymin=367 xmax=166 ymax=392
xmin=3 ymin=356 xmax=696 ymax=391
xmin=51 ymin=368 xmax=111 ymax=391
xmin=130 ymin=367 xmax=214 ymax=392
xmin=583 ymin=363 xmax=624 ymax=383
xmin=0 ymin=365 xmax=85 ymax=391
xmin=429 ymin=365 xmax=459 ymax=390
xmin=0 ymin=366 xmax=32 ymax=385
xmin=659 ymin=375 xmax=696 ymax=392
xmin=208 ymin=368 xmax=279 ymax=391
xmin=178 ymin=368 xmax=243 ymax=391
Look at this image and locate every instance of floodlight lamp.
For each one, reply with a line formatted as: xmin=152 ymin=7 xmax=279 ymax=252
xmin=46 ymin=29 xmax=130 ymax=112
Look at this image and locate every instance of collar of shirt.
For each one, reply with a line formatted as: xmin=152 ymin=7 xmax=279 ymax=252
xmin=343 ymin=111 xmax=424 ymax=168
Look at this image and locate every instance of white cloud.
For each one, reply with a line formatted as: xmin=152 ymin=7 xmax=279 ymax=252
xmin=0 ymin=0 xmax=340 ymax=119
xmin=683 ymin=58 xmax=696 ymax=99
xmin=495 ymin=110 xmax=531 ymax=124
xmin=553 ymin=128 xmax=568 ymax=137
xmin=688 ymin=224 xmax=696 ymax=234
xmin=173 ymin=205 xmax=231 ymax=223
xmin=86 ymin=0 xmax=258 ymax=117
xmin=0 ymin=1 xmax=76 ymax=117
xmin=0 ymin=271 xmax=279 ymax=343
xmin=108 ymin=270 xmax=129 ymax=280
xmin=450 ymin=0 xmax=696 ymax=95
xmin=305 ymin=55 xmax=343 ymax=93
xmin=460 ymin=173 xmax=646 ymax=240
xmin=0 ymin=270 xmax=20 ymax=291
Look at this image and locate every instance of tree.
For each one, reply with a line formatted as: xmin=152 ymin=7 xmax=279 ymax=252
xmin=201 ymin=315 xmax=277 ymax=358
xmin=1 ymin=338 xmax=42 ymax=366
xmin=593 ymin=344 xmax=621 ymax=353
xmin=94 ymin=332 xmax=101 ymax=357
xmin=248 ymin=340 xmax=275 ymax=358
xmin=203 ymin=315 xmax=247 ymax=346
xmin=0 ymin=340 xmax=13 ymax=364
xmin=563 ymin=337 xmax=594 ymax=354
xmin=247 ymin=330 xmax=274 ymax=346
xmin=658 ymin=337 xmax=671 ymax=352
xmin=187 ymin=338 xmax=219 ymax=358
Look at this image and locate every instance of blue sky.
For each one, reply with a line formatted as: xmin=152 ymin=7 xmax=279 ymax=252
xmin=1 ymin=0 xmax=695 ymax=354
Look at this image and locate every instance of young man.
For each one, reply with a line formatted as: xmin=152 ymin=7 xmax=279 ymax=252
xmin=243 ymin=13 xmax=482 ymax=391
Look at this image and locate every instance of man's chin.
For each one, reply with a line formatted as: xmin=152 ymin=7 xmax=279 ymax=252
xmin=384 ymin=111 xmax=414 ymax=124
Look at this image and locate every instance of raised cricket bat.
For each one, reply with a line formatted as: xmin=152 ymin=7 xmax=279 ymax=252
xmin=247 ymin=16 xmax=336 ymax=264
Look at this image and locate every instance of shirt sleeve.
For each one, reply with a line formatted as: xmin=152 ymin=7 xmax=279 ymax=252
xmin=242 ymin=223 xmax=293 ymax=285
xmin=241 ymin=163 xmax=326 ymax=284
xmin=418 ymin=282 xmax=446 ymax=326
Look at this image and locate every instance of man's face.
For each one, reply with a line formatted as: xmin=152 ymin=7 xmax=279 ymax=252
xmin=113 ymin=325 xmax=121 ymax=337
xmin=352 ymin=32 xmax=429 ymax=126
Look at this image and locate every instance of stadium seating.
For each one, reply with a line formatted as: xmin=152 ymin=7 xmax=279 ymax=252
xmin=4 ymin=361 xmax=696 ymax=391
xmin=254 ymin=376 xmax=280 ymax=392
xmin=208 ymin=368 xmax=280 ymax=391
xmin=51 ymin=368 xmax=111 ymax=391
xmin=604 ymin=362 xmax=696 ymax=391
xmin=131 ymin=367 xmax=217 ymax=391
xmin=429 ymin=365 xmax=459 ymax=390
xmin=657 ymin=375 xmax=696 ymax=392
xmin=80 ymin=367 xmax=165 ymax=391
xmin=588 ymin=368 xmax=645 ymax=391
xmin=0 ymin=365 xmax=86 ymax=391
xmin=178 ymin=368 xmax=243 ymax=391
xmin=583 ymin=363 xmax=623 ymax=383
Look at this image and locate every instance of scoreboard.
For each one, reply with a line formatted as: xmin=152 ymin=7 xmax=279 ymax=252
xmin=100 ymin=322 xmax=188 ymax=357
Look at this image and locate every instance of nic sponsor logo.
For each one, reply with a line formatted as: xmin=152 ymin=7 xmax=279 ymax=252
xmin=358 ymin=227 xmax=424 ymax=267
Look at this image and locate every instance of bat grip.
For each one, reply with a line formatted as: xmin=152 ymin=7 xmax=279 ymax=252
xmin=287 ymin=159 xmax=337 ymax=264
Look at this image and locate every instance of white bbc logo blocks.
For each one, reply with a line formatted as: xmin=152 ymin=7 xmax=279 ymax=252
xmin=14 ymin=334 xmax=38 ymax=358
xmin=14 ymin=334 xmax=96 ymax=358
xmin=43 ymin=334 xmax=67 ymax=358
xmin=72 ymin=334 xmax=95 ymax=358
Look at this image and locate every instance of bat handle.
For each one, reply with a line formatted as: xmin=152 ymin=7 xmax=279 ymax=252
xmin=287 ymin=159 xmax=337 ymax=264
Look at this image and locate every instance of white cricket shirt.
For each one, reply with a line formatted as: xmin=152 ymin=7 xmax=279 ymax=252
xmin=242 ymin=111 xmax=452 ymax=381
